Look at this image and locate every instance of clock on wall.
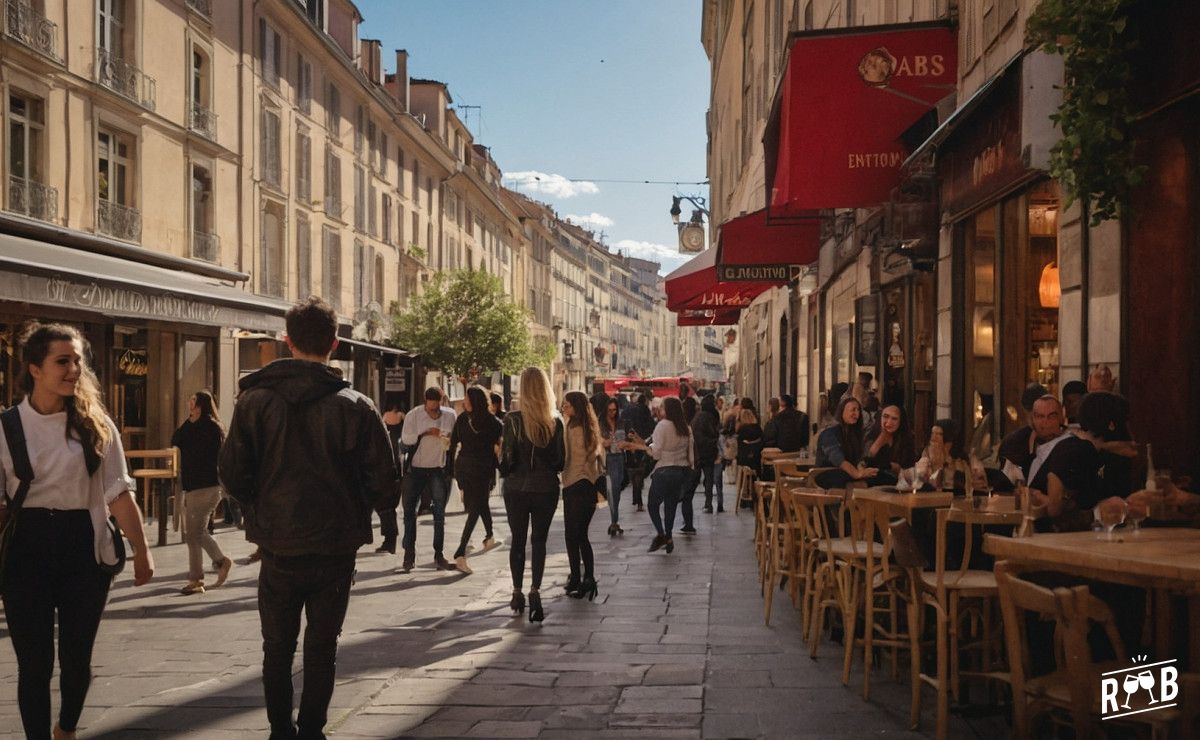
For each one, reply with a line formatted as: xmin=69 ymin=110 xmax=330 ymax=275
xmin=679 ymin=223 xmax=705 ymax=253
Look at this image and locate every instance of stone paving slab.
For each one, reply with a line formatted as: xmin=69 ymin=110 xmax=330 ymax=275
xmin=0 ymin=482 xmax=1011 ymax=739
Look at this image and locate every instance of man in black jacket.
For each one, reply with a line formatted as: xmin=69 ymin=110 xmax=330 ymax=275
xmin=219 ymin=297 xmax=396 ymax=740
xmin=763 ymin=394 xmax=810 ymax=453
xmin=620 ymin=393 xmax=656 ymax=511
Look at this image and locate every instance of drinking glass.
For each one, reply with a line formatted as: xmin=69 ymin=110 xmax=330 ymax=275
xmin=1127 ymin=498 xmax=1149 ymax=534
xmin=1122 ymin=673 xmax=1141 ymax=709
xmin=1099 ymin=499 xmax=1128 ymax=541
xmin=1138 ymin=670 xmax=1158 ymax=704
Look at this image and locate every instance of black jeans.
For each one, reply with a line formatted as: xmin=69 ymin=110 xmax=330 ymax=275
xmin=2 ymin=509 xmax=111 ymax=739
xmin=562 ymin=480 xmax=597 ymax=581
xmin=628 ymin=453 xmax=649 ymax=507
xmin=258 ymin=550 xmax=356 ymax=740
xmin=375 ymin=479 xmax=402 ymax=546
xmin=401 ymin=468 xmax=449 ymax=557
xmin=503 ymin=485 xmax=559 ymax=591
xmin=453 ymin=474 xmax=494 ymax=559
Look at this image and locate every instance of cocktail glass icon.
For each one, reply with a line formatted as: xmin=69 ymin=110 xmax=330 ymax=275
xmin=1121 ymin=673 xmax=1140 ymax=709
xmin=1139 ymin=670 xmax=1158 ymax=704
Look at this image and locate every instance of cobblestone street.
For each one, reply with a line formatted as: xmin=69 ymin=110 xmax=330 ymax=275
xmin=0 ymin=488 xmax=1009 ymax=738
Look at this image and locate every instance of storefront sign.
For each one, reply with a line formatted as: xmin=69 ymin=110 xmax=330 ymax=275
xmin=117 ymin=348 xmax=149 ymax=377
xmin=384 ymin=368 xmax=408 ymax=392
xmin=716 ymin=265 xmax=797 ymax=282
xmin=941 ymin=70 xmax=1026 ymax=217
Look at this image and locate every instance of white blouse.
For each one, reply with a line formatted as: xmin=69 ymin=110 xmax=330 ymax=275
xmin=0 ymin=398 xmax=135 ymax=566
xmin=648 ymin=419 xmax=693 ymax=470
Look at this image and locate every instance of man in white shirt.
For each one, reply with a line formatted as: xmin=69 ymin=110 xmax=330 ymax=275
xmin=399 ymin=387 xmax=456 ymax=570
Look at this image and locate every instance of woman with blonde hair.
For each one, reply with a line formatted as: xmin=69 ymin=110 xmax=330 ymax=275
xmin=498 ymin=367 xmax=564 ymax=622
xmin=561 ymin=391 xmax=604 ymax=601
xmin=1 ymin=322 xmax=154 ymax=739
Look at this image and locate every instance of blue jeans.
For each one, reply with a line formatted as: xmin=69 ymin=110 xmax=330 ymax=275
xmin=647 ymin=465 xmax=687 ymax=537
xmin=402 ymin=467 xmax=449 ymax=557
xmin=703 ymin=462 xmax=723 ymax=508
xmin=606 ymin=453 xmax=625 ymax=526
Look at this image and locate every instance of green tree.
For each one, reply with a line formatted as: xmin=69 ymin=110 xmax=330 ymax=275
xmin=389 ymin=269 xmax=550 ymax=382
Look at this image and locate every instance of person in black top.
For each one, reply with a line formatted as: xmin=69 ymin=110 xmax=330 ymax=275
xmin=172 ymin=389 xmax=233 ymax=594
xmin=490 ymin=392 xmax=505 ymax=422
xmin=448 ymin=386 xmax=503 ymax=574
xmin=763 ymin=393 xmax=810 ymax=453
xmin=998 ymin=382 xmax=1049 ymax=476
xmin=1024 ymin=396 xmax=1102 ymax=532
xmin=374 ymin=401 xmax=406 ymax=554
xmin=620 ymin=393 xmax=655 ymax=512
xmin=735 ymin=408 xmax=765 ymax=486
xmin=862 ymin=404 xmax=918 ymax=484
xmin=691 ymin=394 xmax=722 ymax=512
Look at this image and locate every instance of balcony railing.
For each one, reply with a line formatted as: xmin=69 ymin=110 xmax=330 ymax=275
xmin=185 ymin=0 xmax=211 ymax=17
xmin=96 ymin=47 xmax=156 ymax=111
xmin=189 ymin=104 xmax=217 ymax=141
xmin=97 ymin=199 xmax=141 ymax=242
xmin=191 ymin=230 xmax=219 ymax=262
xmin=7 ymin=175 xmax=57 ymax=222
xmin=5 ymin=1 xmax=59 ymax=60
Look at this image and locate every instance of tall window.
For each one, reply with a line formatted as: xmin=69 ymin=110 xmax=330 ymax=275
xmin=7 ymin=92 xmax=51 ymax=220
xmin=425 ymin=177 xmax=433 ymax=215
xmin=741 ymin=1 xmax=755 ymax=166
xmin=260 ymin=203 xmax=285 ymax=297
xmin=98 ymin=0 xmax=126 ymax=56
xmin=97 ymin=127 xmax=133 ymax=206
xmin=354 ymin=104 xmax=364 ymax=154
xmin=377 ymin=131 xmax=388 ymax=177
xmin=295 ymin=127 xmax=311 ymax=203
xmin=367 ymin=119 xmax=377 ymax=168
xmin=354 ymin=240 xmax=367 ymax=308
xmin=296 ymin=211 xmax=311 ymax=297
xmin=411 ymin=212 xmax=419 ymax=249
xmin=296 ymin=53 xmax=313 ymax=114
xmin=374 ymin=253 xmax=384 ymax=304
xmin=382 ymin=195 xmax=392 ymax=245
xmin=397 ymin=203 xmax=405 ymax=246
xmin=396 ymin=146 xmax=406 ymax=196
xmin=322 ymin=225 xmax=341 ymax=309
xmin=259 ymin=18 xmax=281 ymax=89
xmin=411 ymin=159 xmax=419 ymax=204
xmin=324 ymin=146 xmax=341 ymax=217
xmin=368 ymin=183 xmax=377 ymax=237
xmin=325 ymin=82 xmax=339 ymax=135
xmin=190 ymin=163 xmax=214 ymax=259
xmin=353 ymin=164 xmax=365 ymax=231
xmin=260 ymin=104 xmax=281 ymax=188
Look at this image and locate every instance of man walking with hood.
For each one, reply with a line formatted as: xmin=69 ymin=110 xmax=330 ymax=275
xmin=220 ymin=296 xmax=396 ymax=740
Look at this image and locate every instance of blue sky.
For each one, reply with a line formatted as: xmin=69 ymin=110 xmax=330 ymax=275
xmin=355 ymin=1 xmax=710 ymax=274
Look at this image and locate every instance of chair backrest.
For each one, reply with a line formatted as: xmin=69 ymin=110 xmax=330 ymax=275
xmin=805 ymin=466 xmax=834 ymax=488
xmin=888 ymin=518 xmax=927 ymax=569
xmin=934 ymin=505 xmax=1022 ymax=590
xmin=773 ymin=459 xmax=808 ymax=480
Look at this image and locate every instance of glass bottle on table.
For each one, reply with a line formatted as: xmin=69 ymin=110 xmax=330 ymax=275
xmin=1145 ymin=443 xmax=1157 ymax=491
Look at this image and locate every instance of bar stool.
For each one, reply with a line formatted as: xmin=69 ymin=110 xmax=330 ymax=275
xmin=125 ymin=447 xmax=180 ymax=547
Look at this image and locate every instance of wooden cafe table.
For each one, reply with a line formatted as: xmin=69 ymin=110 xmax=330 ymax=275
xmin=853 ymin=487 xmax=954 ymax=520
xmin=984 ymin=527 xmax=1200 ymax=666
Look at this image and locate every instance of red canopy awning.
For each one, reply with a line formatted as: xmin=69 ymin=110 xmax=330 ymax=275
xmin=676 ymin=309 xmax=740 ymax=327
xmin=664 ymin=248 xmax=777 ymax=311
xmin=765 ymin=23 xmax=956 ymax=216
xmin=716 ymin=208 xmax=820 ymax=282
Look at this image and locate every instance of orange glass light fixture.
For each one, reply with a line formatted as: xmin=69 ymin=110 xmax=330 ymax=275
xmin=1039 ymin=262 xmax=1060 ymax=308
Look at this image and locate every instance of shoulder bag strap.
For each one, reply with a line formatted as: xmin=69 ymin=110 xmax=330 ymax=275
xmin=1 ymin=407 xmax=34 ymax=510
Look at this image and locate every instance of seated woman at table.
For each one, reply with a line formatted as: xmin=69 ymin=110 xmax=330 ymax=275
xmin=913 ymin=419 xmax=970 ymax=491
xmin=735 ymin=408 xmax=764 ymax=476
xmin=813 ymin=397 xmax=881 ymax=489
xmin=862 ymin=404 xmax=918 ymax=485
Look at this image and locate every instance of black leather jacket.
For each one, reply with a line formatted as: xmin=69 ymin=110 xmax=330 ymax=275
xmin=219 ymin=359 xmax=397 ymax=556
xmin=498 ymin=411 xmax=564 ymax=493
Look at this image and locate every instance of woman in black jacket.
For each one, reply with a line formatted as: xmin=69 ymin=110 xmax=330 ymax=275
xmin=448 ymin=386 xmax=503 ymax=574
xmin=499 ymin=367 xmax=564 ymax=622
xmin=691 ymin=395 xmax=722 ymax=513
xmin=172 ymin=389 xmax=232 ymax=595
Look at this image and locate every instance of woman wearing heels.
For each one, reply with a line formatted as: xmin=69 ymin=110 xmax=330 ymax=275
xmin=561 ymin=392 xmax=603 ymax=600
xmin=448 ymin=386 xmax=503 ymax=574
xmin=624 ymin=396 xmax=694 ymax=554
xmin=599 ymin=396 xmax=626 ymax=536
xmin=1 ymin=323 xmax=155 ymax=739
xmin=498 ymin=367 xmax=564 ymax=622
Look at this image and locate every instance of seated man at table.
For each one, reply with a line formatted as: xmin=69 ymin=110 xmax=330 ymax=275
xmin=762 ymin=394 xmax=810 ymax=454
xmin=998 ymin=382 xmax=1049 ymax=482
xmin=1024 ymin=395 xmax=1103 ymax=533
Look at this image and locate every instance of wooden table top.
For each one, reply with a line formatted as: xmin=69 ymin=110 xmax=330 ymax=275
xmin=984 ymin=528 xmax=1200 ymax=593
xmin=854 ymin=487 xmax=954 ymax=510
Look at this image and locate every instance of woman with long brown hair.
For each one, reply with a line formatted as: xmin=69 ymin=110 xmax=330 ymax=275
xmin=0 ymin=322 xmax=154 ymax=739
xmin=498 ymin=367 xmax=564 ymax=622
xmin=624 ymin=396 xmax=694 ymax=554
xmin=448 ymin=385 xmax=503 ymax=574
xmin=561 ymin=391 xmax=603 ymax=600
xmin=172 ymin=389 xmax=233 ymax=594
xmin=814 ymin=396 xmax=879 ymax=489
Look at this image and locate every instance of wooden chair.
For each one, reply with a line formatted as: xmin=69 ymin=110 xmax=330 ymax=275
xmin=125 ymin=447 xmax=181 ymax=524
xmin=795 ymin=487 xmax=854 ymax=661
xmin=735 ymin=464 xmax=758 ymax=513
xmin=994 ymin=560 xmax=1194 ymax=740
xmin=753 ymin=481 xmax=775 ymax=580
xmin=893 ymin=502 xmax=1021 ymax=739
xmin=762 ymin=479 xmax=811 ymax=625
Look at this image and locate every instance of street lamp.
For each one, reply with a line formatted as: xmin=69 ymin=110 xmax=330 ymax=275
xmin=670 ymin=194 xmax=708 ymax=226
xmin=672 ymin=194 xmax=709 ymax=254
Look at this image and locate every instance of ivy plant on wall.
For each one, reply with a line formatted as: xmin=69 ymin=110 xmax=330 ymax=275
xmin=1026 ymin=0 xmax=1146 ymax=225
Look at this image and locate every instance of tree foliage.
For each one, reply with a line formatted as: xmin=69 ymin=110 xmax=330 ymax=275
xmin=1026 ymin=0 xmax=1145 ymax=225
xmin=389 ymin=270 xmax=549 ymax=381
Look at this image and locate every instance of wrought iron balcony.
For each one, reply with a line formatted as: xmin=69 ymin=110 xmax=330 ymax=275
xmin=6 ymin=176 xmax=58 ymax=222
xmin=97 ymin=199 xmax=141 ymax=242
xmin=4 ymin=1 xmax=59 ymax=61
xmin=185 ymin=0 xmax=211 ymax=17
xmin=189 ymin=104 xmax=217 ymax=141
xmin=191 ymin=230 xmax=219 ymax=262
xmin=96 ymin=47 xmax=156 ymax=112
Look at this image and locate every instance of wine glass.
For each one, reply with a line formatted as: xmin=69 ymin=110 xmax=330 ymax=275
xmin=1127 ymin=497 xmax=1149 ymax=535
xmin=1099 ymin=499 xmax=1128 ymax=541
xmin=1122 ymin=673 xmax=1141 ymax=709
xmin=1138 ymin=669 xmax=1158 ymax=704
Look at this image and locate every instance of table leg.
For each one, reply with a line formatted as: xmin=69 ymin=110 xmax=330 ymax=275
xmin=1189 ymin=595 xmax=1200 ymax=671
xmin=156 ymin=481 xmax=168 ymax=547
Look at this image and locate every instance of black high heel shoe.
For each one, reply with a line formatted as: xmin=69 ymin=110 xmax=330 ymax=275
xmin=528 ymin=591 xmax=544 ymax=622
xmin=510 ymin=591 xmax=525 ymax=615
xmin=565 ymin=573 xmax=581 ymax=598
xmin=578 ymin=577 xmax=598 ymax=602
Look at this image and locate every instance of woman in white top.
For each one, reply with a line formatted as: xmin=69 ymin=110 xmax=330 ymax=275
xmin=0 ymin=323 xmax=154 ymax=740
xmin=624 ymin=396 xmax=694 ymax=554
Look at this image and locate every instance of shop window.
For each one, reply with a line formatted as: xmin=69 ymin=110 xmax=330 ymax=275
xmin=110 ymin=327 xmax=148 ymax=442
xmin=965 ymin=206 xmax=997 ymax=438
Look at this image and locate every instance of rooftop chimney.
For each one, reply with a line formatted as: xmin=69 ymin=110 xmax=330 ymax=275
xmin=388 ymin=49 xmax=410 ymax=111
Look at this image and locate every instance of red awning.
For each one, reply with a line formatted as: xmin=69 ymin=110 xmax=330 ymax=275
xmin=664 ymin=248 xmax=777 ymax=311
xmin=676 ymin=309 xmax=740 ymax=327
xmin=716 ymin=208 xmax=820 ymax=282
xmin=765 ymin=23 xmax=957 ymax=216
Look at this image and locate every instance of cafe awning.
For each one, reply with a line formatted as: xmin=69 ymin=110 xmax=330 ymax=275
xmin=664 ymin=248 xmax=777 ymax=312
xmin=764 ymin=22 xmax=957 ymax=216
xmin=676 ymin=309 xmax=741 ymax=327
xmin=716 ymin=208 xmax=820 ymax=282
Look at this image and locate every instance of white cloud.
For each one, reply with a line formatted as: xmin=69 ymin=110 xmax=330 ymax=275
xmin=503 ymin=171 xmax=599 ymax=199
xmin=613 ymin=239 xmax=689 ymax=274
xmin=564 ymin=212 xmax=615 ymax=230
